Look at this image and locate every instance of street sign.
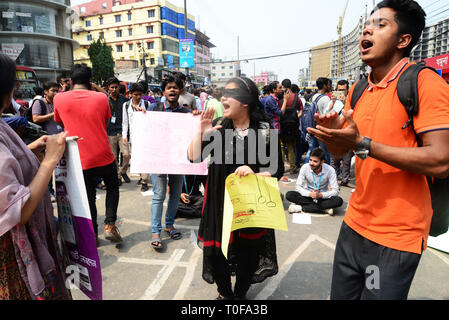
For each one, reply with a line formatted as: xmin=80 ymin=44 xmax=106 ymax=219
xmin=2 ymin=43 xmax=24 ymax=61
xmin=179 ymin=38 xmax=195 ymax=69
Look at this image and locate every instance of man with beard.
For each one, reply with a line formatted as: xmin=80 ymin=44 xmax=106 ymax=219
xmin=286 ymin=148 xmax=343 ymax=216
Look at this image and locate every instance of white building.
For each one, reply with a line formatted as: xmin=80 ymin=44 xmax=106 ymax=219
xmin=411 ymin=17 xmax=449 ymax=61
xmin=210 ymin=60 xmax=238 ymax=86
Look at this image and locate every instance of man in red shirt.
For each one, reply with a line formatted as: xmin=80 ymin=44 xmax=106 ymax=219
xmin=54 ymin=64 xmax=122 ymax=245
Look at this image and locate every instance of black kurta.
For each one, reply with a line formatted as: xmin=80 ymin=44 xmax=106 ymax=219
xmin=197 ymin=118 xmax=284 ymax=285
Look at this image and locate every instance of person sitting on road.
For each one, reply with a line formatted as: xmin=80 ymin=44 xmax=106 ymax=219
xmin=286 ymin=147 xmax=343 ymax=216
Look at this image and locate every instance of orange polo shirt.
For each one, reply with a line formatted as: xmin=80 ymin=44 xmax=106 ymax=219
xmin=344 ymin=58 xmax=449 ymax=254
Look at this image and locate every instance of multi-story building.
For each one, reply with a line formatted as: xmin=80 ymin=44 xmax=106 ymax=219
xmin=0 ymin=0 xmax=77 ymax=82
xmin=411 ymin=17 xmax=449 ymax=61
xmin=210 ymin=60 xmax=238 ymax=87
xmin=252 ymin=72 xmax=278 ymax=86
xmin=192 ymin=29 xmax=215 ymax=86
xmin=331 ymin=16 xmax=364 ymax=81
xmin=71 ymin=0 xmax=202 ymax=81
xmin=309 ymin=42 xmax=333 ymax=83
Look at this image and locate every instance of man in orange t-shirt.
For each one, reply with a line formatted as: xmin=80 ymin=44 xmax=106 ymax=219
xmin=54 ymin=64 xmax=122 ymax=245
xmin=309 ymin=0 xmax=449 ymax=300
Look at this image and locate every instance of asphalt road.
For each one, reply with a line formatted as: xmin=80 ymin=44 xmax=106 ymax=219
xmin=70 ymin=171 xmax=449 ymax=301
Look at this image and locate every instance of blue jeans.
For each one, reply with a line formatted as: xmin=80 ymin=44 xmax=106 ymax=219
xmin=150 ymin=174 xmax=184 ymax=235
xmin=305 ymin=135 xmax=331 ymax=164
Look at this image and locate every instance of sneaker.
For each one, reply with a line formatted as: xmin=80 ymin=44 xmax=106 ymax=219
xmin=122 ymin=173 xmax=131 ymax=183
xmin=137 ymin=178 xmax=143 ymax=185
xmin=104 ymin=223 xmax=123 ymax=243
xmin=324 ymin=208 xmax=335 ymax=216
xmin=141 ymin=184 xmax=150 ymax=192
xmin=288 ymin=204 xmax=302 ymax=214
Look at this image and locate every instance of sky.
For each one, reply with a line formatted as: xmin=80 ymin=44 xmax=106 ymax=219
xmin=70 ymin=0 xmax=449 ymax=82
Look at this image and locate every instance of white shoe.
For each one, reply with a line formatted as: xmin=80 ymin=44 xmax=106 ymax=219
xmin=288 ymin=204 xmax=302 ymax=214
xmin=324 ymin=208 xmax=335 ymax=216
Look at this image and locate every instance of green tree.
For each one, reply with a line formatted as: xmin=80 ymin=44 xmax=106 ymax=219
xmin=87 ymin=38 xmax=115 ymax=85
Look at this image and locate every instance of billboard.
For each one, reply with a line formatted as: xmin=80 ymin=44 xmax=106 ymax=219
xmin=179 ymin=38 xmax=195 ymax=69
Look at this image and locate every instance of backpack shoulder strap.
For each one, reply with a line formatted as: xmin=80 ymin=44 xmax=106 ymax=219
xmin=351 ymin=77 xmax=369 ymax=110
xmin=39 ymin=99 xmax=47 ymax=116
xmin=397 ymin=61 xmax=439 ymax=131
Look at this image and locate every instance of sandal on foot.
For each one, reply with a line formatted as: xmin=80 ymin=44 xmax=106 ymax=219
xmin=151 ymin=236 xmax=163 ymax=250
xmin=165 ymin=228 xmax=182 ymax=240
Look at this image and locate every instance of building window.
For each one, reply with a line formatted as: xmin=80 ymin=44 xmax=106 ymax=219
xmin=150 ymin=58 xmax=155 ymax=65
xmin=116 ymin=45 xmax=123 ymax=52
xmin=212 ymin=66 xmax=216 ymax=70
xmin=116 ymin=30 xmax=122 ymax=37
xmin=147 ymin=42 xmax=154 ymax=49
xmin=87 ymin=34 xmax=92 ymax=41
xmin=128 ymin=29 xmax=132 ymax=36
xmin=99 ymin=17 xmax=103 ymax=25
xmin=128 ymin=13 xmax=132 ymax=21
xmin=80 ymin=7 xmax=86 ymax=14
xmin=115 ymin=15 xmax=121 ymax=23
xmin=221 ymin=66 xmax=225 ymax=70
xmin=129 ymin=44 xmax=133 ymax=51
xmin=86 ymin=20 xmax=91 ymax=27
xmin=102 ymin=2 xmax=107 ymax=9
xmin=148 ymin=10 xmax=155 ymax=18
xmin=222 ymin=73 xmax=225 ymax=76
xmin=99 ymin=32 xmax=104 ymax=39
xmin=147 ymin=26 xmax=153 ymax=34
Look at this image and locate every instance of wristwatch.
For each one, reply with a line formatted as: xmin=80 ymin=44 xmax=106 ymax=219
xmin=354 ymin=137 xmax=372 ymax=160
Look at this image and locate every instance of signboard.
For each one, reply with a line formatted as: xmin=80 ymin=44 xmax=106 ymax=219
xmin=130 ymin=112 xmax=208 ymax=176
xmin=2 ymin=43 xmax=24 ymax=61
xmin=179 ymin=38 xmax=195 ymax=69
xmin=167 ymin=55 xmax=174 ymax=69
xmin=55 ymin=140 xmax=102 ymax=300
xmin=221 ymin=174 xmax=288 ymax=259
xmin=424 ymin=53 xmax=449 ymax=71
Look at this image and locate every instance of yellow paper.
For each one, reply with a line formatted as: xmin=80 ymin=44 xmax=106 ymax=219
xmin=221 ymin=174 xmax=288 ymax=259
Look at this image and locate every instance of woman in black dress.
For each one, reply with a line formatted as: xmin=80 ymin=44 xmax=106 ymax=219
xmin=188 ymin=77 xmax=284 ymax=300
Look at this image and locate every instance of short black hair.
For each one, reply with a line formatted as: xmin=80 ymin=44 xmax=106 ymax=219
xmin=129 ymin=83 xmax=144 ymax=94
xmin=374 ymin=0 xmax=426 ymax=57
xmin=43 ymin=81 xmax=59 ymax=91
xmin=0 ymin=54 xmax=16 ymax=104
xmin=269 ymin=81 xmax=280 ymax=94
xmin=33 ymin=87 xmax=44 ymax=96
xmin=281 ymin=79 xmax=292 ymax=89
xmin=316 ymin=77 xmax=331 ymax=90
xmin=71 ymin=63 xmax=92 ymax=87
xmin=291 ymin=84 xmax=300 ymax=94
xmin=336 ymin=80 xmax=350 ymax=90
xmin=106 ymin=77 xmax=120 ymax=87
xmin=138 ymin=80 xmax=148 ymax=93
xmin=262 ymin=85 xmax=270 ymax=95
xmin=174 ymin=72 xmax=186 ymax=82
xmin=119 ymin=84 xmax=127 ymax=95
xmin=162 ymin=75 xmax=183 ymax=92
xmin=310 ymin=148 xmax=326 ymax=161
xmin=13 ymin=91 xmax=22 ymax=99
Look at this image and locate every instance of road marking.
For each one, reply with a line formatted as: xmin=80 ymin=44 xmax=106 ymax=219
xmin=118 ymin=257 xmax=192 ymax=268
xmin=123 ymin=218 xmax=199 ymax=230
xmin=315 ymin=235 xmax=336 ymax=250
xmin=139 ymin=249 xmax=185 ymax=300
xmin=254 ymin=234 xmax=317 ymax=300
xmin=429 ymin=248 xmax=449 ymax=266
xmin=173 ymin=247 xmax=203 ymax=300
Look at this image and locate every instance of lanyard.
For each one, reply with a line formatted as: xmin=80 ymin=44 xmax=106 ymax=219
xmin=183 ymin=176 xmax=196 ymax=196
xmin=45 ymin=98 xmax=54 ymax=112
xmin=312 ymin=172 xmax=323 ymax=191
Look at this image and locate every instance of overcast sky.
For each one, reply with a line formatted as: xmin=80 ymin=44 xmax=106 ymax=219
xmin=70 ymin=0 xmax=448 ymax=82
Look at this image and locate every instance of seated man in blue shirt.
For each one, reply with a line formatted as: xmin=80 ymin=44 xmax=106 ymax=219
xmin=286 ymin=148 xmax=343 ymax=216
xmin=147 ymin=75 xmax=191 ymax=251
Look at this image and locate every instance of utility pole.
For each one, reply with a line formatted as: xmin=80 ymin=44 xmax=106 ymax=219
xmin=139 ymin=42 xmax=149 ymax=83
xmin=237 ymin=36 xmax=241 ymax=77
xmin=184 ymin=0 xmax=190 ymax=79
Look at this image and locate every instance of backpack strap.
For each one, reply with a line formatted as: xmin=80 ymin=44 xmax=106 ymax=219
xmin=350 ymin=77 xmax=369 ymax=110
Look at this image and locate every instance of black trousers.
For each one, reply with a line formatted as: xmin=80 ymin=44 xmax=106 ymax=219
xmin=210 ymin=245 xmax=260 ymax=299
xmin=330 ymin=222 xmax=422 ymax=300
xmin=83 ymin=161 xmax=120 ymax=235
xmin=286 ymin=191 xmax=343 ymax=213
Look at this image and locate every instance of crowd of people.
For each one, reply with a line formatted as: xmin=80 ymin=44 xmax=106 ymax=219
xmin=1 ymin=0 xmax=449 ymax=302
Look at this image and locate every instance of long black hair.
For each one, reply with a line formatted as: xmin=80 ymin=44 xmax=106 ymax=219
xmin=220 ymin=76 xmax=269 ymax=129
xmin=0 ymin=54 xmax=16 ymax=111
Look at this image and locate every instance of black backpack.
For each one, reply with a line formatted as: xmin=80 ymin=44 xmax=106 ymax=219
xmin=280 ymin=94 xmax=300 ymax=143
xmin=24 ymin=99 xmax=47 ymax=125
xmin=351 ymin=61 xmax=449 ymax=237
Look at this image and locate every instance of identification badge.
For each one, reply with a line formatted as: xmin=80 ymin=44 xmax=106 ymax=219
xmin=111 ymin=116 xmax=116 ymax=124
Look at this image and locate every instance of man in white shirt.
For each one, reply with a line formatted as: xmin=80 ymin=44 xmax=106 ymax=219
xmin=286 ymin=148 xmax=343 ymax=215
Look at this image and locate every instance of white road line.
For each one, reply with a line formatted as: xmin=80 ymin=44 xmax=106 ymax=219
xmin=429 ymin=248 xmax=449 ymax=266
xmin=315 ymin=235 xmax=337 ymax=250
xmin=139 ymin=249 xmax=185 ymax=300
xmin=173 ymin=248 xmax=203 ymax=300
xmin=123 ymin=218 xmax=199 ymax=230
xmin=118 ymin=257 xmax=192 ymax=268
xmin=254 ymin=234 xmax=318 ymax=300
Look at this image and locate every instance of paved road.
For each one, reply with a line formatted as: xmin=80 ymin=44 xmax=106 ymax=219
xmin=71 ymin=173 xmax=449 ymax=301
